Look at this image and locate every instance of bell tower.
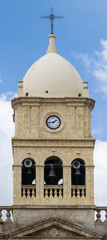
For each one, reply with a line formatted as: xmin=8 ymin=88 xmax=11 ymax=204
xmin=12 ymin=33 xmax=95 ymax=226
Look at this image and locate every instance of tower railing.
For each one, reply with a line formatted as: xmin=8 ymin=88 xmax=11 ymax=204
xmin=21 ymin=185 xmax=87 ymax=198
xmin=21 ymin=185 xmax=36 ymax=198
xmin=44 ymin=185 xmax=63 ymax=198
xmin=71 ymin=185 xmax=86 ymax=198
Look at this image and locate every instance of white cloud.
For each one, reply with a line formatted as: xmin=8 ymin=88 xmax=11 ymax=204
xmin=94 ymin=140 xmax=107 ymax=205
xmin=0 ymin=93 xmax=14 ymax=205
xmin=72 ymin=52 xmax=91 ymax=69
xmin=95 ymin=39 xmax=107 ymax=62
xmin=93 ymin=40 xmax=107 ymax=94
xmin=72 ymin=39 xmax=107 ymax=95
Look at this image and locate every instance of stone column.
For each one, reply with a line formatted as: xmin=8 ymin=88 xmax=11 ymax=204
xmin=36 ymin=165 xmax=44 ymax=199
xmin=63 ymin=166 xmax=68 ymax=198
xmin=66 ymin=165 xmax=71 ymax=199
xmin=13 ymin=165 xmax=21 ymax=204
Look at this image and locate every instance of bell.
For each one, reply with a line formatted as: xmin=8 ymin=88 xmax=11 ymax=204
xmin=27 ymin=168 xmax=32 ymax=185
xmin=27 ymin=168 xmax=32 ymax=175
xmin=74 ymin=168 xmax=81 ymax=175
xmin=47 ymin=164 xmax=57 ymax=185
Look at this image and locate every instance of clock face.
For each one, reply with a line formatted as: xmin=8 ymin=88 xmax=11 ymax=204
xmin=46 ymin=115 xmax=61 ymax=130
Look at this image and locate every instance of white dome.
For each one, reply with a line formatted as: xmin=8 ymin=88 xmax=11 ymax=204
xmin=22 ymin=35 xmax=84 ymax=98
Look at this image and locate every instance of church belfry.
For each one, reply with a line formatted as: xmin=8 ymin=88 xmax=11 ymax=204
xmin=12 ymin=32 xmax=95 ymax=205
xmin=12 ymin=30 xmax=95 ymax=227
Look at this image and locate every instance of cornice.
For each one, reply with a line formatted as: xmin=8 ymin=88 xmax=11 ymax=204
xmin=11 ymin=97 xmax=95 ymax=109
xmin=12 ymin=137 xmax=96 ymax=148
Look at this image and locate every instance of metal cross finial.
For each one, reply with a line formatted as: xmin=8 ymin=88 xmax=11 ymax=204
xmin=41 ymin=7 xmax=64 ymax=34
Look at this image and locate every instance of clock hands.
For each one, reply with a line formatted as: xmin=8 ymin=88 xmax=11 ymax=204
xmin=48 ymin=119 xmax=58 ymax=124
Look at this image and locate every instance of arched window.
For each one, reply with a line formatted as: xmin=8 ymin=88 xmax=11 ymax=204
xmin=22 ymin=158 xmax=36 ymax=185
xmin=71 ymin=159 xmax=85 ymax=185
xmin=44 ymin=156 xmax=63 ymax=185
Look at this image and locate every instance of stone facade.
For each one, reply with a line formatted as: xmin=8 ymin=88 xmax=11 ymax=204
xmin=12 ymin=97 xmax=95 ymax=207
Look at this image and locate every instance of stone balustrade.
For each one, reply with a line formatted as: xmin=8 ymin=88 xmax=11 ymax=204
xmin=0 ymin=207 xmax=12 ymax=222
xmin=21 ymin=185 xmax=36 ymax=198
xmin=71 ymin=186 xmax=86 ymax=198
xmin=0 ymin=206 xmax=107 ymax=223
xmin=95 ymin=207 xmax=107 ymax=223
xmin=21 ymin=185 xmax=88 ymax=199
xmin=44 ymin=185 xmax=63 ymax=198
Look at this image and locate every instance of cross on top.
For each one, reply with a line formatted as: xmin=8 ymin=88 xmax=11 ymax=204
xmin=41 ymin=7 xmax=64 ymax=34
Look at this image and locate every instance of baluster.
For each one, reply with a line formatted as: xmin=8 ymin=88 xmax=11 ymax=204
xmin=104 ymin=210 xmax=107 ymax=223
xmin=31 ymin=188 xmax=33 ymax=197
xmin=23 ymin=188 xmax=26 ymax=198
xmin=84 ymin=188 xmax=86 ymax=197
xmin=50 ymin=189 xmax=52 ymax=197
xmin=77 ymin=189 xmax=79 ymax=197
xmin=73 ymin=189 xmax=75 ymax=197
xmin=95 ymin=210 xmax=102 ymax=223
xmin=54 ymin=189 xmax=57 ymax=197
xmin=72 ymin=188 xmax=74 ymax=197
xmin=0 ymin=209 xmax=2 ymax=222
xmin=59 ymin=189 xmax=62 ymax=198
xmin=28 ymin=189 xmax=31 ymax=197
xmin=32 ymin=188 xmax=35 ymax=197
xmin=6 ymin=209 xmax=12 ymax=222
xmin=45 ymin=189 xmax=48 ymax=198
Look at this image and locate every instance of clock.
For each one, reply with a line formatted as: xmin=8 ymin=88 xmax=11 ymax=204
xmin=46 ymin=115 xmax=61 ymax=130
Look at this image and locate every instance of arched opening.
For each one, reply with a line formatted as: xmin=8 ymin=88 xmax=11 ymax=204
xmin=44 ymin=156 xmax=63 ymax=185
xmin=22 ymin=158 xmax=36 ymax=185
xmin=71 ymin=159 xmax=85 ymax=186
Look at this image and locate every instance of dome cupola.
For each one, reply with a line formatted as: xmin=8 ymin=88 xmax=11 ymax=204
xmin=18 ymin=34 xmax=89 ymax=98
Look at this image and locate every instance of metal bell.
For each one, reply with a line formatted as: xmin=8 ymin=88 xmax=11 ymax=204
xmin=74 ymin=168 xmax=81 ymax=175
xmin=27 ymin=168 xmax=32 ymax=175
xmin=47 ymin=164 xmax=57 ymax=185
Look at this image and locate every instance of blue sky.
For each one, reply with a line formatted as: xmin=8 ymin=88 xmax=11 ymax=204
xmin=0 ymin=0 xmax=107 ymax=140
xmin=0 ymin=0 xmax=107 ymax=208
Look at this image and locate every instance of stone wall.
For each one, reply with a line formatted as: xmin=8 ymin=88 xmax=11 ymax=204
xmin=12 ymin=97 xmax=95 ymax=207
